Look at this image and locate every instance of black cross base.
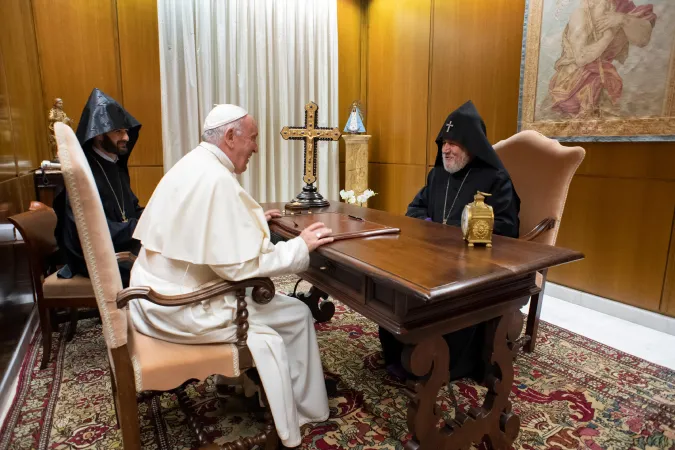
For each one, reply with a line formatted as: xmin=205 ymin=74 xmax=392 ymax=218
xmin=285 ymin=185 xmax=329 ymax=210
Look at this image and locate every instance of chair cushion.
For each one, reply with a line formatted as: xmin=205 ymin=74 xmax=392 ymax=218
xmin=43 ymin=272 xmax=95 ymax=298
xmin=127 ymin=312 xmax=241 ymax=392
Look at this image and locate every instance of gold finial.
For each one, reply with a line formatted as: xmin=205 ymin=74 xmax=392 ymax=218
xmin=474 ymin=191 xmax=492 ymax=203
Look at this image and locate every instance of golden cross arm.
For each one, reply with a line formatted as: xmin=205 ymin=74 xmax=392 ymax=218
xmin=280 ymin=101 xmax=341 ymax=185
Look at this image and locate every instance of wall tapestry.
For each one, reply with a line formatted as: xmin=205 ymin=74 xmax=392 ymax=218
xmin=519 ymin=0 xmax=675 ymax=141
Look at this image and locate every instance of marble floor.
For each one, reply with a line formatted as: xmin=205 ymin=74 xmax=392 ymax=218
xmin=2 ymin=294 xmax=675 ymax=432
xmin=521 ymin=295 xmax=675 ymax=370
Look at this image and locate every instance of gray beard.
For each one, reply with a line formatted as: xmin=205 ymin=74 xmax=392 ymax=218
xmin=443 ymin=158 xmax=469 ymax=174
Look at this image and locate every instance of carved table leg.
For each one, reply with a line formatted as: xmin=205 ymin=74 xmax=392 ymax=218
xmin=295 ymin=286 xmax=335 ymax=323
xmin=402 ymin=309 xmax=523 ymax=450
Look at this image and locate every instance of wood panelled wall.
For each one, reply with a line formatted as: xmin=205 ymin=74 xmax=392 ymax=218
xmin=342 ymin=0 xmax=675 ymax=316
xmin=360 ymin=0 xmax=524 ymax=215
xmin=366 ymin=0 xmax=431 ymax=214
xmin=3 ymin=0 xmax=673 ymax=315
xmin=337 ymin=0 xmax=367 ymax=191
xmin=664 ymin=222 xmax=675 ymax=316
xmin=548 ymin=143 xmax=675 ymax=315
xmin=426 ymin=0 xmax=525 ymax=164
xmin=31 ymin=0 xmax=163 ymax=205
xmin=0 ymin=0 xmax=47 ymax=218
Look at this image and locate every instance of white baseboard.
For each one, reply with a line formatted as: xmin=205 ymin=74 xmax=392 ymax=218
xmin=544 ymin=282 xmax=675 ymax=337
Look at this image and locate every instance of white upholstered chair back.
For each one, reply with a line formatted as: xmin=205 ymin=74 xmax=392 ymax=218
xmin=55 ymin=122 xmax=127 ymax=349
xmin=494 ymin=130 xmax=585 ymax=246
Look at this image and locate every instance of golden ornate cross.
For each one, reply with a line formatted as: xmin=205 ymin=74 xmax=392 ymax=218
xmin=281 ymin=101 xmax=341 ymax=185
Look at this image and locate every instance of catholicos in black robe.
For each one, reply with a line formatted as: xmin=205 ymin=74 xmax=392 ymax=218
xmin=54 ymin=88 xmax=144 ymax=287
xmin=379 ymin=100 xmax=521 ymax=381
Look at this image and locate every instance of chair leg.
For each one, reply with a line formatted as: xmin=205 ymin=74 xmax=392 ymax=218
xmin=263 ymin=402 xmax=279 ymax=450
xmin=38 ymin=305 xmax=52 ymax=369
xmin=116 ymin=380 xmax=142 ymax=450
xmin=66 ymin=308 xmax=78 ymax=341
xmin=111 ymin=347 xmax=142 ymax=450
xmin=256 ymin=373 xmax=279 ymax=450
xmin=109 ymin=367 xmax=120 ymax=429
xmin=525 ymin=292 xmax=543 ymax=353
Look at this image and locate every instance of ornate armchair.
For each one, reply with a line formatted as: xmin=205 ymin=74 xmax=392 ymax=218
xmin=9 ymin=201 xmax=97 ymax=368
xmin=494 ymin=130 xmax=585 ymax=352
xmin=54 ymin=122 xmax=279 ymax=450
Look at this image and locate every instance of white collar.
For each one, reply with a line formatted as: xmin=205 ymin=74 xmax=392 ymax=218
xmin=92 ymin=146 xmax=119 ymax=163
xmin=199 ymin=142 xmax=235 ymax=173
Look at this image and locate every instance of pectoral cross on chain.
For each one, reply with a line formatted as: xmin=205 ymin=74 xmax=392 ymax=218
xmin=280 ymin=102 xmax=341 ymax=185
xmin=445 ymin=121 xmax=454 ymax=132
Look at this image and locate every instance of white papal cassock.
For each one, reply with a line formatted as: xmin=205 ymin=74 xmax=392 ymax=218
xmin=129 ymin=142 xmax=329 ymax=447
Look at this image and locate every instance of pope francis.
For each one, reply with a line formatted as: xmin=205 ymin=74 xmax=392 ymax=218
xmin=129 ymin=105 xmax=334 ymax=447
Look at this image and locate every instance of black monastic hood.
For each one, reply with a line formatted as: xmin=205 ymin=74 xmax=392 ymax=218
xmin=434 ymin=100 xmax=504 ymax=170
xmin=75 ymin=88 xmax=141 ymax=166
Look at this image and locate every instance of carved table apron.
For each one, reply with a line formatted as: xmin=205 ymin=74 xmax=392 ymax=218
xmin=299 ymin=258 xmax=531 ymax=450
xmin=264 ymin=202 xmax=582 ymax=450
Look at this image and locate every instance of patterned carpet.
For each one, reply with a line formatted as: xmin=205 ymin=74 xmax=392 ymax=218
xmin=1 ymin=277 xmax=675 ymax=450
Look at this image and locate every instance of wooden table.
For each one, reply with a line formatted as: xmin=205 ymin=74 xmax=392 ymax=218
xmin=264 ymin=202 xmax=583 ymax=450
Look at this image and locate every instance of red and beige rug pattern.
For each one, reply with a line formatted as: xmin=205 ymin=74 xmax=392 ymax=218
xmin=1 ymin=277 xmax=674 ymax=449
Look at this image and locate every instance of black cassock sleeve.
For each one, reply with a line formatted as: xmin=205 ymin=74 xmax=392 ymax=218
xmin=107 ymin=216 xmax=139 ymax=249
xmin=56 ymin=194 xmax=86 ymax=274
xmin=488 ymin=173 xmax=520 ymax=238
xmin=130 ymin=186 xmax=144 ymax=217
xmin=406 ymin=171 xmax=432 ymax=219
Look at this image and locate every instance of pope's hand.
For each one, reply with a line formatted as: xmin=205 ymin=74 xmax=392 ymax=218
xmin=300 ymin=222 xmax=334 ymax=251
xmin=264 ymin=209 xmax=282 ymax=222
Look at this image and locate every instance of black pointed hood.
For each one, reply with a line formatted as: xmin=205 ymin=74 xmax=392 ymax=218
xmin=434 ymin=100 xmax=504 ymax=170
xmin=75 ymin=88 xmax=141 ymax=166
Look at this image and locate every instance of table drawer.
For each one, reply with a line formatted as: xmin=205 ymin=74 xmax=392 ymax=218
xmin=307 ymin=252 xmax=366 ymax=303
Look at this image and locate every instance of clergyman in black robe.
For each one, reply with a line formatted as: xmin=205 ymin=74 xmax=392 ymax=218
xmin=54 ymin=88 xmax=144 ymax=287
xmin=379 ymin=100 xmax=520 ymax=381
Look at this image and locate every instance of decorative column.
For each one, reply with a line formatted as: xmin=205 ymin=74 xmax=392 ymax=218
xmin=342 ymin=134 xmax=371 ymax=205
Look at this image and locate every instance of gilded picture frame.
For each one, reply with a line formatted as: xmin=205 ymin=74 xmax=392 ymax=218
xmin=518 ymin=0 xmax=675 ymax=142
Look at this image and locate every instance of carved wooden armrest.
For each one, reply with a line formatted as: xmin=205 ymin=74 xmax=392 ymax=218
xmin=115 ymin=251 xmax=137 ymax=264
xmin=116 ymin=277 xmax=275 ymax=309
xmin=520 ymin=218 xmax=556 ymax=242
xmin=118 ymin=277 xmax=274 ymax=371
